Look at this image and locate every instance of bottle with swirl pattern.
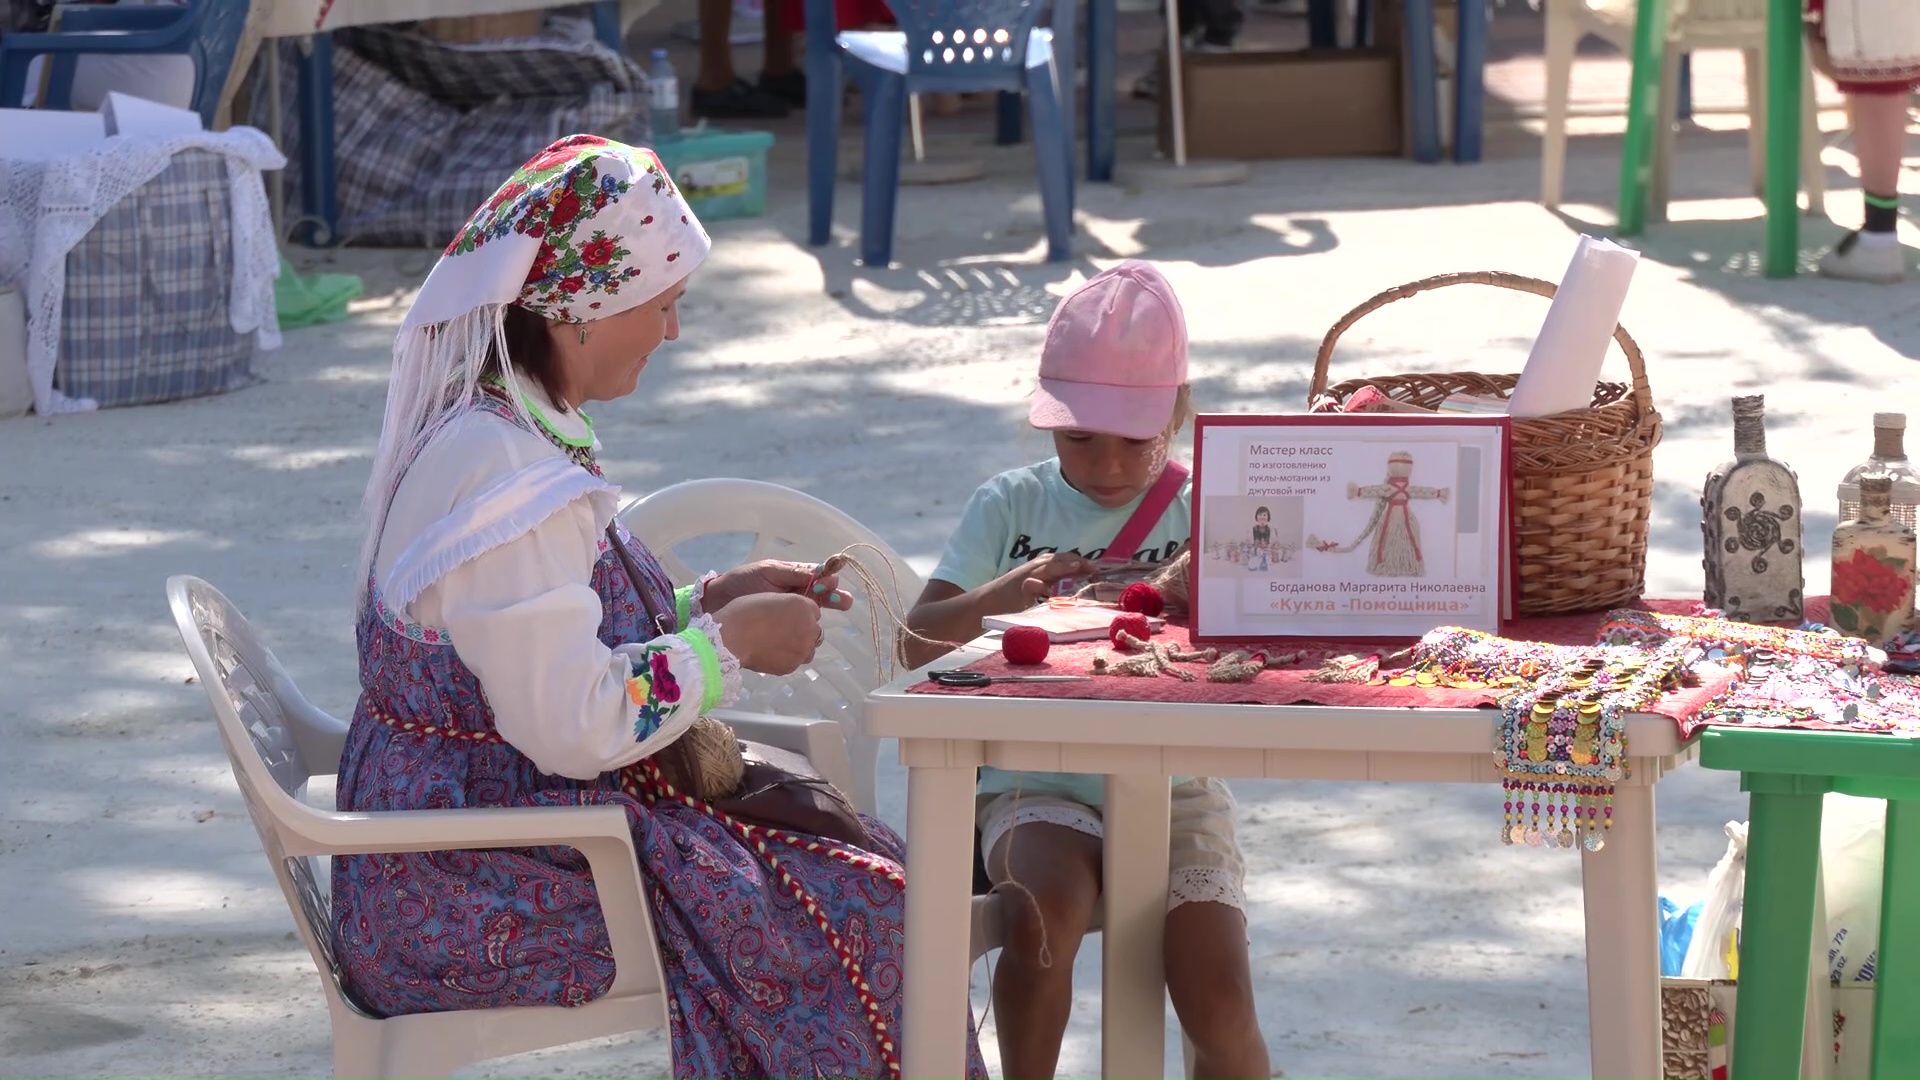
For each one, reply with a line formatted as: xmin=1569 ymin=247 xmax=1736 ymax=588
xmin=1701 ymin=395 xmax=1804 ymax=623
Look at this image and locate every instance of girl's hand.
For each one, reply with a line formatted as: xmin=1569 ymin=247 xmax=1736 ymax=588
xmin=993 ymin=552 xmax=1096 ymax=611
xmin=703 ymin=560 xmax=855 ymax=614
xmin=711 ymin=593 xmax=823 ymax=676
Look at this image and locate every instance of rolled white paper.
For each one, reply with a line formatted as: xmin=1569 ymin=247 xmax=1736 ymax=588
xmin=1507 ymin=235 xmax=1640 ymax=418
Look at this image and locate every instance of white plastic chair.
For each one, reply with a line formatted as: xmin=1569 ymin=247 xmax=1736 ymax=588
xmin=621 ymin=478 xmax=919 ymax=816
xmin=1541 ymin=0 xmax=1826 ymax=219
xmin=621 ymin=480 xmax=1201 ymax=1074
xmin=166 ymin=574 xmax=849 ymax=1078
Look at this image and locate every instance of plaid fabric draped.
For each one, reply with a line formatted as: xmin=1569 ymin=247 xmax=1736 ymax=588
xmin=251 ymin=23 xmax=653 ymax=248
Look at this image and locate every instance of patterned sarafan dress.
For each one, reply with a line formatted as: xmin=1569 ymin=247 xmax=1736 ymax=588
xmin=332 ymin=394 xmax=986 ymax=1079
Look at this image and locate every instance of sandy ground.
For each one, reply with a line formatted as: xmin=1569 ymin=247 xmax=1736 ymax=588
xmin=5 ymin=76 xmax=1920 ymax=1079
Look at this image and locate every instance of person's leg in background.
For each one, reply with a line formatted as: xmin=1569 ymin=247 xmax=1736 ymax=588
xmin=1820 ymin=84 xmax=1915 ymax=283
xmin=1132 ymin=0 xmax=1242 ymax=99
xmin=756 ymin=0 xmax=806 ymax=107
xmin=692 ymin=0 xmax=791 ymax=118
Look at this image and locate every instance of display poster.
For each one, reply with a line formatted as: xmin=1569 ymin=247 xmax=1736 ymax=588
xmin=1191 ymin=414 xmax=1512 ymax=640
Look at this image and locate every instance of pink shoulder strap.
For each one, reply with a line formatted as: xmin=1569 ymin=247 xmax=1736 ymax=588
xmin=1102 ymin=461 xmax=1189 ymax=565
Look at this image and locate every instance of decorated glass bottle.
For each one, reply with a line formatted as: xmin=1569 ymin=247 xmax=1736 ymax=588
xmin=1701 ymin=395 xmax=1804 ymax=623
xmin=1830 ymin=474 xmax=1916 ymax=646
xmin=1837 ymin=412 xmax=1920 ymax=529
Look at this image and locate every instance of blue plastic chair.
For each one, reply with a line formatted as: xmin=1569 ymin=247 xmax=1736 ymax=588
xmin=0 ymin=0 xmax=252 ymax=130
xmin=804 ymin=0 xmax=1076 ymax=265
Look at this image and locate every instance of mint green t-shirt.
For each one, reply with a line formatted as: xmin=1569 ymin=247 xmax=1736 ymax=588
xmin=930 ymin=458 xmax=1191 ymax=808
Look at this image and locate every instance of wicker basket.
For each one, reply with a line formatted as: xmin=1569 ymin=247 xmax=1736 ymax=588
xmin=1309 ymin=270 xmax=1664 ymax=616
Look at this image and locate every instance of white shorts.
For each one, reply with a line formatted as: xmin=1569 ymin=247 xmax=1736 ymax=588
xmin=976 ymin=777 xmax=1247 ymax=912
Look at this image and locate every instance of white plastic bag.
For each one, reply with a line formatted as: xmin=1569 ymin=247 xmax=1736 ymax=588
xmin=1682 ymin=821 xmax=1749 ymax=980
xmin=1822 ymin=793 xmax=1887 ymax=987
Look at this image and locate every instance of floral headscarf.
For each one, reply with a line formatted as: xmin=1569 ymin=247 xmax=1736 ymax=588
xmin=360 ymin=135 xmax=711 ymax=601
xmin=403 ymin=134 xmax=711 ymax=331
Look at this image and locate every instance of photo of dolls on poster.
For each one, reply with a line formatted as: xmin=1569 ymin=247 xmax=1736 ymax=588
xmin=1190 ymin=414 xmax=1513 ymax=641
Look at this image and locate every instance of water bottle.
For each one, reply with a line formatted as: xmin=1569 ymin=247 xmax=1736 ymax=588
xmin=649 ymin=48 xmax=681 ymax=141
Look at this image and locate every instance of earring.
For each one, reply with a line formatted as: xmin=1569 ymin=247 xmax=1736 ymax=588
xmin=578 ymin=326 xmax=589 ymax=345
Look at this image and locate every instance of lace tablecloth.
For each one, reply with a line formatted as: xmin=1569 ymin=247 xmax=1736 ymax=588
xmin=0 ymin=128 xmax=285 ymax=415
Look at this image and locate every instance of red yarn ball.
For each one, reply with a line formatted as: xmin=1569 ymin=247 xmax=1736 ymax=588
xmin=1002 ymin=625 xmax=1052 ymax=665
xmin=1118 ymin=582 xmax=1165 ymax=617
xmin=1109 ymin=612 xmax=1153 ymax=648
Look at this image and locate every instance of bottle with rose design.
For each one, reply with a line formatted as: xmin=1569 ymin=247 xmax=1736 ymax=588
xmin=1831 ymin=474 xmax=1915 ymax=646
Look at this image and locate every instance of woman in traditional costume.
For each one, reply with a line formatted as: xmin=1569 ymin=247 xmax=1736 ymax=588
xmin=331 ymin=134 xmax=985 ymax=1079
xmin=1308 ymin=450 xmax=1449 ymax=577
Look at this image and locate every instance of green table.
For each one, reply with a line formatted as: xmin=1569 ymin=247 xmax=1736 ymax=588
xmin=1617 ymin=0 xmax=1805 ymax=277
xmin=1696 ymin=727 xmax=1920 ymax=1077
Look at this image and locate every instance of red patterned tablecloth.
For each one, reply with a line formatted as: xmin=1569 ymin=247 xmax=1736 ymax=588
xmin=904 ymin=597 xmax=1810 ymax=727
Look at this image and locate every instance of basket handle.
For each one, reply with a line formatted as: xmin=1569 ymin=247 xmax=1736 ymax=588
xmin=1308 ymin=270 xmax=1653 ymax=416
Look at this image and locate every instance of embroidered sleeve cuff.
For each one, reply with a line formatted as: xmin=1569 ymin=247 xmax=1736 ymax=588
xmin=622 ymin=636 xmax=704 ymax=746
xmin=677 ymin=613 xmax=743 ymax=711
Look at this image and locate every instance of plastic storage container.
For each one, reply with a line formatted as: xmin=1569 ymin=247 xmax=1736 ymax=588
xmin=652 ymin=127 xmax=773 ymax=222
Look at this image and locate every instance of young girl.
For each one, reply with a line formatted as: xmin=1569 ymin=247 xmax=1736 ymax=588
xmin=906 ymin=261 xmax=1269 ymax=1080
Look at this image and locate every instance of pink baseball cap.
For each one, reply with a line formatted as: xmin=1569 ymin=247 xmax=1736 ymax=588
xmin=1029 ymin=260 xmax=1189 ymax=440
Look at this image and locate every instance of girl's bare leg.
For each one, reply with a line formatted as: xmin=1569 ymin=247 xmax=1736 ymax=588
xmin=987 ymin=824 xmax=1103 ymax=1080
xmin=1165 ymin=901 xmax=1271 ymax=1079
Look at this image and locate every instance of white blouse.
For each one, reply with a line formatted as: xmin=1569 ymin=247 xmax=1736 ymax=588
xmin=371 ymin=387 xmax=742 ymax=780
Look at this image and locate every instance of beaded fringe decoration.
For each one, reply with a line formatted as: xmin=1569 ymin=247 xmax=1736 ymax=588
xmin=1492 ymin=641 xmax=1693 ymax=852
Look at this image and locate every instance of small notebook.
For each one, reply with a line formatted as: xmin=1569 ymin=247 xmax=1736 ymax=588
xmin=982 ymin=605 xmax=1164 ymax=643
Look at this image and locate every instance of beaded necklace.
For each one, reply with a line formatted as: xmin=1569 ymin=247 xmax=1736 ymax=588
xmin=1596 ymin=609 xmax=1873 ymax=667
xmin=1397 ymin=626 xmax=1602 ymax=689
xmin=476 ymin=381 xmax=601 ymax=474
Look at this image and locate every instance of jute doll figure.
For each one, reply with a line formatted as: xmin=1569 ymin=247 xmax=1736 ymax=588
xmin=1309 ymin=449 xmax=1450 ymax=577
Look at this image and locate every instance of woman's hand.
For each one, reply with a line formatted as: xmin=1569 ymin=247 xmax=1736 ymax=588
xmin=711 ymin=592 xmax=823 ymax=676
xmin=702 ymin=559 xmax=855 ymax=614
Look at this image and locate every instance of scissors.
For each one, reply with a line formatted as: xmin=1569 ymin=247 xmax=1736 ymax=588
xmin=928 ymin=670 xmax=1092 ymax=687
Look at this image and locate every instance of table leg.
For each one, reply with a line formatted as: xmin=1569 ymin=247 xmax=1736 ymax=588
xmin=1307 ymin=0 xmax=1337 ymax=48
xmin=295 ymin=33 xmax=338 ymax=248
xmin=1103 ymin=773 xmax=1171 ymax=1079
xmin=1871 ymin=797 xmax=1920 ymax=1077
xmin=900 ymin=759 xmax=979 ymax=1079
xmin=1762 ymin=0 xmax=1802 ymax=277
xmin=1731 ymin=776 xmax=1825 ymax=1079
xmin=1579 ymin=780 xmax=1663 ymax=1080
xmin=1401 ymin=0 xmax=1440 ymax=164
xmin=1086 ymin=0 xmax=1116 ymax=182
xmin=1615 ymin=0 xmax=1667 ymax=236
xmin=1451 ymin=0 xmax=1487 ymax=163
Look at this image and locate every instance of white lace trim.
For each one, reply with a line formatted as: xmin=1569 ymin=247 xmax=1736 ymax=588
xmin=1168 ymin=866 xmax=1246 ymax=912
xmin=382 ymin=455 xmax=620 ymax=615
xmin=979 ymin=801 xmax=1104 ymax=861
xmin=0 ymin=127 xmax=286 ymax=416
xmin=689 ymin=570 xmax=723 ymax=618
xmin=684 ymin=612 xmax=746 ymax=709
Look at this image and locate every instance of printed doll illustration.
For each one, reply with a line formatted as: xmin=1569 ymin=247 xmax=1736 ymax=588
xmin=1249 ymin=507 xmax=1273 ymax=571
xmin=1308 ymin=450 xmax=1451 ymax=577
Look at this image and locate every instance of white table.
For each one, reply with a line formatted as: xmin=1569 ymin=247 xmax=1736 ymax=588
xmin=864 ymin=639 xmax=1700 ymax=1079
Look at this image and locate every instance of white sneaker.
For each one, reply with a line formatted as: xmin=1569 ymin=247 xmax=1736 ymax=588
xmin=1818 ymin=230 xmax=1907 ymax=284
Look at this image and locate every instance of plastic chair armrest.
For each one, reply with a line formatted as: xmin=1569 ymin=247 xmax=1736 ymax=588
xmin=708 ymin=710 xmax=857 ymax=798
xmin=284 ymin=802 xmax=659 ymax=997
